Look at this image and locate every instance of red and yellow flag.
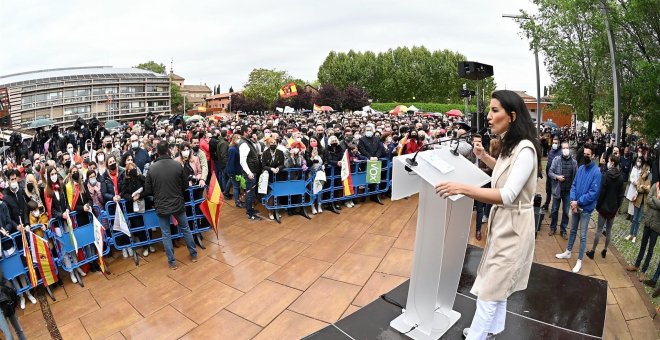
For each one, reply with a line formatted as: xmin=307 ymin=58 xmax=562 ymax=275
xmin=20 ymin=227 xmax=39 ymax=287
xmin=313 ymin=104 xmax=322 ymax=112
xmin=200 ymin=171 xmax=224 ymax=238
xmin=340 ymin=149 xmax=354 ymax=196
xmin=92 ymin=215 xmax=107 ymax=274
xmin=30 ymin=232 xmax=58 ymax=286
xmin=278 ymin=82 xmax=298 ymax=98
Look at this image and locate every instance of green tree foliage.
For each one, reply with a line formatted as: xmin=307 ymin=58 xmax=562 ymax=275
xmin=135 ymin=61 xmax=167 ymax=74
xmin=317 ymin=46 xmax=496 ymax=104
xmin=243 ymin=68 xmax=292 ymax=102
xmin=170 ymin=83 xmax=192 ymax=113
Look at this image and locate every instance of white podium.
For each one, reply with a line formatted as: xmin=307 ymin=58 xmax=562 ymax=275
xmin=390 ymin=146 xmax=491 ymax=340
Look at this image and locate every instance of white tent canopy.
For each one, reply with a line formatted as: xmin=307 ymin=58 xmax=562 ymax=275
xmin=407 ymin=105 xmax=420 ymax=112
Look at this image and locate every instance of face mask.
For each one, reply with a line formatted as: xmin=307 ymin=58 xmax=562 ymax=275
xmin=50 ymin=175 xmax=58 ymax=183
xmin=585 ymin=158 xmax=592 ymax=166
xmin=67 ymin=148 xmax=74 ymax=154
xmin=9 ymin=181 xmax=18 ymax=191
xmin=192 ymin=146 xmax=200 ymax=152
xmin=310 ymin=141 xmax=318 ymax=148
xmin=286 ymin=133 xmax=292 ymax=138
xmin=269 ymin=145 xmax=277 ymax=151
xmin=562 ymin=149 xmax=570 ymax=157
xmin=292 ymin=148 xmax=300 ymax=154
xmin=64 ymin=160 xmax=71 ymax=168
xmin=108 ymin=163 xmax=117 ymax=171
xmin=132 ymin=141 xmax=139 ymax=149
xmin=365 ymin=131 xmax=374 ymax=138
xmin=182 ymin=150 xmax=190 ymax=158
xmin=27 ymin=183 xmax=34 ymax=191
xmin=637 ymin=162 xmax=642 ymax=167
xmin=345 ymin=136 xmax=353 ymax=141
xmin=97 ymin=155 xmax=105 ymax=163
xmin=35 ymin=165 xmax=41 ymax=172
xmin=89 ymin=178 xmax=97 ymax=186
xmin=552 ymin=143 xmax=558 ymax=150
xmin=32 ymin=210 xmax=41 ymax=218
xmin=607 ymin=163 xmax=614 ymax=169
xmin=129 ymin=169 xmax=138 ymax=177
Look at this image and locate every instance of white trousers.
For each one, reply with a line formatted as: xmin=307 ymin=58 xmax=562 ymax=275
xmin=466 ymin=299 xmax=507 ymax=340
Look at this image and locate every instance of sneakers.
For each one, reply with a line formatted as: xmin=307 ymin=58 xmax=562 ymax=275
xmin=77 ymin=268 xmax=87 ymax=277
xmin=269 ymin=212 xmax=275 ymax=220
xmin=248 ymin=214 xmax=263 ymax=221
xmin=317 ymin=204 xmax=323 ymax=214
xmin=625 ymin=265 xmax=639 ymax=272
xmin=27 ymin=293 xmax=36 ymax=304
xmin=191 ymin=255 xmax=198 ymax=263
xmin=572 ymin=260 xmax=582 ymax=273
xmin=585 ymin=250 xmax=595 ymax=260
xmin=482 ymin=216 xmax=488 ymax=223
xmin=625 ymin=235 xmax=632 ymax=241
xmin=20 ymin=296 xmax=25 ymax=310
xmin=127 ymin=248 xmax=134 ymax=256
xmin=548 ymin=229 xmax=556 ymax=236
xmin=560 ymin=232 xmax=568 ymax=240
xmin=556 ymin=250 xmax=571 ymax=259
xmin=70 ymin=272 xmax=78 ymax=284
xmin=463 ymin=328 xmax=497 ymax=339
xmin=122 ymin=249 xmax=128 ymax=258
xmin=169 ymin=263 xmax=178 ymax=270
xmin=344 ymin=201 xmax=354 ymax=208
xmin=149 ymin=246 xmax=156 ymax=253
xmin=311 ymin=205 xmax=318 ymax=215
xmin=143 ymin=248 xmax=150 ymax=257
xmin=632 ymin=237 xmax=637 ymax=243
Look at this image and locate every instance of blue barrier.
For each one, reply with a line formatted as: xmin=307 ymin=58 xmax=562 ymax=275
xmin=260 ymin=168 xmax=315 ymax=209
xmin=0 ymin=225 xmax=57 ymax=299
xmin=317 ymin=158 xmax=392 ymax=206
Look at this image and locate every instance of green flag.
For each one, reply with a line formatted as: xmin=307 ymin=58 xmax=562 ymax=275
xmin=366 ymin=160 xmax=382 ymax=184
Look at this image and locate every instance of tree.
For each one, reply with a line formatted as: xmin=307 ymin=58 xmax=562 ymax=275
xmin=243 ymin=68 xmax=292 ymax=103
xmin=170 ymin=82 xmax=185 ymax=113
xmin=342 ymin=85 xmax=370 ymax=111
xmin=135 ymin=61 xmax=167 ymax=74
xmin=316 ymin=84 xmax=343 ymax=110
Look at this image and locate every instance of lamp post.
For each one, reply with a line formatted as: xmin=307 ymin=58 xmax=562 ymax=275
xmin=503 ymin=14 xmax=542 ymax=133
xmin=599 ymin=2 xmax=621 ymax=146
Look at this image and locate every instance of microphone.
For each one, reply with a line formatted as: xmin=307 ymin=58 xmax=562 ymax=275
xmin=405 ymin=127 xmax=489 ymax=168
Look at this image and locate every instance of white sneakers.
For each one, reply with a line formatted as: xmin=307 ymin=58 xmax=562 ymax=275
xmin=149 ymin=246 xmax=156 ymax=253
xmin=632 ymin=237 xmax=636 ymax=243
xmin=311 ymin=206 xmax=318 ymax=214
xmin=143 ymin=248 xmax=150 ymax=257
xmin=625 ymin=235 xmax=632 ymax=240
xmin=555 ymin=250 xmax=571 ymax=259
xmin=317 ymin=204 xmax=323 ymax=213
xmin=122 ymin=249 xmax=128 ymax=258
xmin=20 ymin=296 xmax=25 ymax=310
xmin=70 ymin=272 xmax=78 ymax=284
xmin=573 ymin=260 xmax=583 ymax=273
xmin=77 ymin=268 xmax=87 ymax=277
xmin=344 ymin=201 xmax=354 ymax=208
xmin=27 ymin=293 xmax=36 ymax=304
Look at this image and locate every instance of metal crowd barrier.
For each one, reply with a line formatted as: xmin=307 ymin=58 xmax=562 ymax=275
xmin=0 ymin=225 xmax=57 ymax=300
xmin=260 ymin=158 xmax=393 ymax=220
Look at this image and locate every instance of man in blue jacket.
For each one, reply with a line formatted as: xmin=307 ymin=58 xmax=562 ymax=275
xmin=556 ymin=144 xmax=602 ymax=273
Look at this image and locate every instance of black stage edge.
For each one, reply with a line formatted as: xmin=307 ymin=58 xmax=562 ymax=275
xmin=305 ymin=245 xmax=607 ymax=340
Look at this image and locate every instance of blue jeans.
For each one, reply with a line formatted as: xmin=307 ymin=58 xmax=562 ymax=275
xmin=157 ymin=210 xmax=197 ymax=266
xmin=229 ymin=175 xmax=241 ymax=205
xmin=629 ymin=205 xmax=644 ymax=237
xmin=634 ymin=226 xmax=658 ymax=273
xmin=245 ymin=176 xmax=257 ymax=216
xmin=218 ymin=167 xmax=228 ymax=193
xmin=550 ymin=192 xmax=571 ymax=233
xmin=475 ymin=201 xmax=491 ymax=232
xmin=0 ymin=308 xmax=26 ymax=340
xmin=567 ymin=211 xmax=591 ymax=260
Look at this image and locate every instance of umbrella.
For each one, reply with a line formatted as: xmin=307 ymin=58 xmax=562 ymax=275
xmin=445 ymin=109 xmax=463 ymax=117
xmin=389 ymin=105 xmax=408 ymax=116
xmin=0 ymin=146 xmax=10 ymax=154
xmin=104 ymin=120 xmax=121 ymax=129
xmin=28 ymin=118 xmax=55 ymax=129
xmin=543 ymin=121 xmax=559 ymax=129
xmin=185 ymin=115 xmax=204 ymax=122
xmin=407 ymin=105 xmax=420 ymax=112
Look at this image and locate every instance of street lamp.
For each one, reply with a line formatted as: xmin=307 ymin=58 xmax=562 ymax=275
xmin=503 ymin=13 xmax=542 ymax=133
xmin=599 ymin=2 xmax=621 ymax=145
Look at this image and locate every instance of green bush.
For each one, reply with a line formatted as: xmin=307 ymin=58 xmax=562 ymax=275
xmin=370 ymin=102 xmax=477 ymax=114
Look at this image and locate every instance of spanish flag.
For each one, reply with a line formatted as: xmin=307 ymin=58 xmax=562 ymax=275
xmin=20 ymin=227 xmax=39 ymax=287
xmin=278 ymin=82 xmax=298 ymax=98
xmin=30 ymin=232 xmax=58 ymax=286
xmin=313 ymin=104 xmax=322 ymax=112
xmin=340 ymin=149 xmax=354 ymax=196
xmin=199 ymin=171 xmax=223 ymax=238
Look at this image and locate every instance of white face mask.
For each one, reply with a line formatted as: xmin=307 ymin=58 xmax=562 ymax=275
xmin=32 ymin=210 xmax=41 ymax=218
xmin=132 ymin=141 xmax=139 ymax=149
xmin=67 ymin=148 xmax=74 ymax=154
xmin=9 ymin=181 xmax=18 ymax=191
xmin=637 ymin=162 xmax=642 ymax=167
xmin=182 ymin=150 xmax=190 ymax=158
xmin=97 ymin=155 xmax=105 ymax=163
xmin=292 ymin=148 xmax=300 ymax=155
xmin=607 ymin=163 xmax=614 ymax=169
xmin=552 ymin=143 xmax=558 ymax=150
xmin=89 ymin=178 xmax=97 ymax=186
xmin=562 ymin=149 xmax=570 ymax=157
xmin=50 ymin=175 xmax=58 ymax=183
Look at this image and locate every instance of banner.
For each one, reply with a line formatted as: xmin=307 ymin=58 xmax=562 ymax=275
xmin=366 ymin=160 xmax=382 ymax=184
xmin=113 ymin=207 xmax=131 ymax=237
xmin=30 ymin=232 xmax=58 ymax=286
xmin=20 ymin=227 xmax=39 ymax=287
xmin=340 ymin=150 xmax=354 ymax=196
xmin=93 ymin=215 xmax=107 ymax=273
xmin=278 ymin=82 xmax=298 ymax=98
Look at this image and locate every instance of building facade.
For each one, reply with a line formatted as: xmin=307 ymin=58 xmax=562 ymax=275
xmin=205 ymin=92 xmax=234 ymax=112
xmin=168 ymin=72 xmax=212 ymax=108
xmin=0 ymin=66 xmax=171 ymax=129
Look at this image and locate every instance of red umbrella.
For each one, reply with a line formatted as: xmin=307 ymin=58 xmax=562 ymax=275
xmin=446 ymin=109 xmax=463 ymax=117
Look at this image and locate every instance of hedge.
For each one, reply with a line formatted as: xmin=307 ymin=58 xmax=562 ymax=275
xmin=370 ymin=102 xmax=477 ymax=114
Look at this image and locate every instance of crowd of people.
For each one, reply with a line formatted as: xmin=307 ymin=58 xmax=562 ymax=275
xmin=0 ymin=104 xmax=658 ymax=338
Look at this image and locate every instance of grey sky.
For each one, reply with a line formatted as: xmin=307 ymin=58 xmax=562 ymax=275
xmin=1 ymin=0 xmax=550 ymax=98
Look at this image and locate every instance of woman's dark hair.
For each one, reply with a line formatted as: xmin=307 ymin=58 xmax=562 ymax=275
xmin=491 ymin=90 xmax=542 ymax=169
xmin=120 ymin=152 xmax=133 ymax=167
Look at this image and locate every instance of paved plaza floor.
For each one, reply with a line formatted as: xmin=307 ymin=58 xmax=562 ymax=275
xmin=14 ymin=180 xmax=660 ymax=339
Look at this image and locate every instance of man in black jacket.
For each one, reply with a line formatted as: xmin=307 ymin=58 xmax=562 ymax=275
xmin=139 ymin=141 xmax=197 ymax=270
xmin=3 ymin=170 xmax=28 ymax=227
xmin=357 ymin=123 xmax=386 ymax=201
xmin=216 ymin=130 xmax=230 ymax=197
xmin=586 ymin=154 xmax=625 ymax=259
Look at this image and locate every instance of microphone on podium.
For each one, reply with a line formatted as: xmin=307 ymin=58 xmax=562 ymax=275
xmin=405 ymin=127 xmax=489 ymax=169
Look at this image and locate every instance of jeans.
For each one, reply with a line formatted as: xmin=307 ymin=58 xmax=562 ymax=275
xmin=634 ymin=226 xmax=658 ymax=273
xmin=229 ymin=175 xmax=241 ymax=205
xmin=218 ymin=167 xmax=228 ymax=193
xmin=591 ymin=214 xmax=614 ymax=252
xmin=629 ymin=205 xmax=644 ymax=237
xmin=157 ymin=210 xmax=197 ymax=266
xmin=544 ymin=174 xmax=552 ymax=207
xmin=550 ymin=192 xmax=570 ymax=234
xmin=0 ymin=308 xmax=26 ymax=340
xmin=567 ymin=211 xmax=591 ymax=260
xmin=244 ymin=176 xmax=257 ymax=216
xmin=475 ymin=201 xmax=491 ymax=233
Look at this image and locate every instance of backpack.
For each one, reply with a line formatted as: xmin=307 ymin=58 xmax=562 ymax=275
xmin=0 ymin=283 xmax=18 ymax=317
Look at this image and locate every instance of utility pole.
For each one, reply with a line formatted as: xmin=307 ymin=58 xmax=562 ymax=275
xmin=600 ymin=2 xmax=621 ymax=146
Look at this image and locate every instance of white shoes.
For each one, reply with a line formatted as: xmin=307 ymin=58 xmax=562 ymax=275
xmin=632 ymin=237 xmax=636 ymax=243
xmin=269 ymin=213 xmax=275 ymax=220
xmin=344 ymin=201 xmax=354 ymax=208
xmin=317 ymin=204 xmax=323 ymax=213
xmin=127 ymin=248 xmax=134 ymax=256
xmin=573 ymin=260 xmax=583 ymax=273
xmin=556 ymin=250 xmax=571 ymax=259
xmin=70 ymin=272 xmax=78 ymax=284
xmin=625 ymin=235 xmax=632 ymax=241
xmin=27 ymin=293 xmax=36 ymax=304
xmin=77 ymin=268 xmax=87 ymax=277
xmin=20 ymin=296 xmax=25 ymax=309
xmin=122 ymin=249 xmax=128 ymax=258
xmin=311 ymin=205 xmax=318 ymax=215
xmin=482 ymin=216 xmax=488 ymax=223
xmin=143 ymin=248 xmax=150 ymax=257
xmin=149 ymin=246 xmax=156 ymax=253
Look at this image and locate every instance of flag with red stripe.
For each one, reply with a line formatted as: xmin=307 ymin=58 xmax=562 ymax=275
xmin=340 ymin=149 xmax=354 ymax=196
xmin=20 ymin=227 xmax=39 ymax=287
xmin=30 ymin=232 xmax=58 ymax=286
xmin=199 ymin=171 xmax=223 ymax=238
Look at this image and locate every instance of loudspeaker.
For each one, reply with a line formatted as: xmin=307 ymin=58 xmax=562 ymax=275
xmin=457 ymin=61 xmax=494 ymax=80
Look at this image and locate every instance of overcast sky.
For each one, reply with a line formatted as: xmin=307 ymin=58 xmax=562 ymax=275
xmin=1 ymin=0 xmax=550 ymax=98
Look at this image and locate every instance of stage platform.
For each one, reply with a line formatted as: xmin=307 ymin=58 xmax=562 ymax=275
xmin=305 ymin=245 xmax=607 ymax=340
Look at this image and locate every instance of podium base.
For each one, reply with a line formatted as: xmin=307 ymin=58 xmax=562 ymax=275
xmin=390 ymin=309 xmax=461 ymax=340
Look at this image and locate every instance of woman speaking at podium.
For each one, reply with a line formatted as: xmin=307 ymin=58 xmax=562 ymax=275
xmin=435 ymin=90 xmax=541 ymax=340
